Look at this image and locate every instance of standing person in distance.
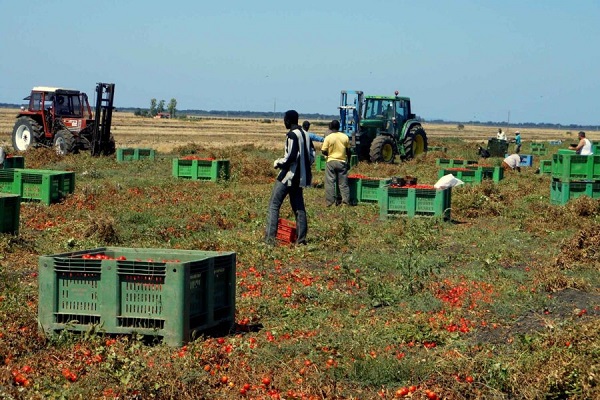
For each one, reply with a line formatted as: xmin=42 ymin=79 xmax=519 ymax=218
xmin=321 ymin=119 xmax=351 ymax=206
xmin=497 ymin=128 xmax=507 ymax=141
xmin=570 ymin=131 xmax=594 ymax=155
xmin=514 ymin=131 xmax=522 ymax=153
xmin=265 ymin=110 xmax=315 ymax=245
xmin=302 ymin=120 xmax=324 ymax=143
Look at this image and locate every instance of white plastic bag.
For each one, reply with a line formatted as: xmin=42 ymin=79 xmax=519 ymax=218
xmin=434 ymin=174 xmax=464 ymax=190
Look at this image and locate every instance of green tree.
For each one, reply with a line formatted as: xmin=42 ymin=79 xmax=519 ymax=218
xmin=157 ymin=100 xmax=166 ymax=114
xmin=150 ymin=98 xmax=157 ymax=117
xmin=168 ymin=98 xmax=177 ymax=118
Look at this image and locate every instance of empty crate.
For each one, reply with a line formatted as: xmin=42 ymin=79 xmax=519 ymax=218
xmin=172 ymin=159 xmax=230 ymax=181
xmin=117 ymin=148 xmax=156 ymax=162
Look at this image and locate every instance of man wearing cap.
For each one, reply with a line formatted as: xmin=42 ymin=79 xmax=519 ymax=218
xmin=514 ymin=131 xmax=522 ymax=153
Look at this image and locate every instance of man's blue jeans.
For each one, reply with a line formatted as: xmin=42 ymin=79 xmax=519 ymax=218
xmin=265 ymin=181 xmax=307 ymax=244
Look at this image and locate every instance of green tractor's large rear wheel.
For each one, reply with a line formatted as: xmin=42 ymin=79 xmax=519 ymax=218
xmin=402 ymin=125 xmax=428 ymax=161
xmin=370 ymin=135 xmax=397 ymax=163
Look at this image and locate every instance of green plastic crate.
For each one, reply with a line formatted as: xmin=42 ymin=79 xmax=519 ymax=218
xmin=0 ymin=193 xmax=20 ymax=234
xmin=343 ymin=177 xmax=392 ymax=204
xmin=540 ymin=160 xmax=552 ymax=175
xmin=1 ymin=156 xmax=25 ymax=169
xmin=530 ymin=147 xmax=548 ymax=156
xmin=0 ymin=169 xmax=75 ymax=205
xmin=38 ymin=247 xmax=236 ymax=347
xmin=0 ymin=169 xmax=18 ymax=194
xmin=317 ymin=154 xmax=358 ymax=172
xmin=428 ymin=146 xmax=448 ymax=153
xmin=465 ymin=165 xmax=504 ymax=182
xmin=551 ymin=154 xmax=600 ymax=182
xmin=557 ymin=149 xmax=577 ymax=155
xmin=592 ymin=141 xmax=600 ymax=155
xmin=117 ymin=148 xmax=156 ymax=162
xmin=439 ymin=168 xmax=483 ymax=184
xmin=172 ymin=159 xmax=230 ymax=181
xmin=550 ymin=181 xmax=600 ymax=205
xmin=436 ymin=158 xmax=477 ymax=168
xmin=530 ymin=142 xmax=546 ymax=149
xmin=315 ymin=154 xmax=326 ymax=171
xmin=487 ymin=138 xmax=509 ymax=157
xmin=379 ymin=185 xmax=452 ymax=219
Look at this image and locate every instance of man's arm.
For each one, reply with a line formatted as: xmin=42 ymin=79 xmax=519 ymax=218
xmin=274 ymin=133 xmax=299 ymax=169
xmin=321 ymin=137 xmax=329 ymax=157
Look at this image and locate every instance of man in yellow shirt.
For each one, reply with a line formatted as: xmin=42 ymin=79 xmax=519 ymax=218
xmin=321 ymin=120 xmax=351 ymax=206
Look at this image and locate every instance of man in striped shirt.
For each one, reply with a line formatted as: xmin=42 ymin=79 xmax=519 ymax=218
xmin=265 ymin=110 xmax=315 ymax=245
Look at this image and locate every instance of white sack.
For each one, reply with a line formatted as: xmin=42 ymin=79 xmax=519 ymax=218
xmin=434 ymin=174 xmax=464 ymax=190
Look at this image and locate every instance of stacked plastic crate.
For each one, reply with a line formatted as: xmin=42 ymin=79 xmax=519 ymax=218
xmin=550 ymin=153 xmax=600 ymax=204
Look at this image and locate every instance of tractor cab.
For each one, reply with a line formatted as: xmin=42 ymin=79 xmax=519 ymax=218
xmin=12 ymin=83 xmax=115 ymax=156
xmin=339 ymin=89 xmax=427 ymax=163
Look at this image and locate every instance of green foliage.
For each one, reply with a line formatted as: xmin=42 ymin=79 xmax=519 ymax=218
xmin=1 ymin=137 xmax=599 ymax=399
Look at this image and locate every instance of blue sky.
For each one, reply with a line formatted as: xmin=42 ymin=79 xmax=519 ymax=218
xmin=1 ymin=0 xmax=598 ymax=125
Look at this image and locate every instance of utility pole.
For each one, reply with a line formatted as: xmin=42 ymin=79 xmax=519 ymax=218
xmin=507 ymin=110 xmax=510 ymax=133
xmin=273 ymin=98 xmax=276 ymax=120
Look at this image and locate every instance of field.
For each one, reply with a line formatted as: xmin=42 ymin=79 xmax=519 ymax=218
xmin=1 ymin=109 xmax=599 ymax=399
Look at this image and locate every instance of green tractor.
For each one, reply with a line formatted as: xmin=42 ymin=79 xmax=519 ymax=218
xmin=339 ymin=90 xmax=428 ymax=163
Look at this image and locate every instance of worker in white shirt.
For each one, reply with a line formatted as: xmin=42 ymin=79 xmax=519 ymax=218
xmin=502 ymin=153 xmax=521 ymax=172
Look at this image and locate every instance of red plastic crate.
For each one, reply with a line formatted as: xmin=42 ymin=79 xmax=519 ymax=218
xmin=276 ymin=219 xmax=297 ymax=244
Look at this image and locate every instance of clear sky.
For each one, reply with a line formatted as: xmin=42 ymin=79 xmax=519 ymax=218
xmin=1 ymin=0 xmax=598 ymax=125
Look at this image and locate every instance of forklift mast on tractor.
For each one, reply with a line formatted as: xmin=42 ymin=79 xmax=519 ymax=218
xmin=339 ymin=90 xmax=428 ymax=163
xmin=11 ymin=83 xmax=116 ymax=156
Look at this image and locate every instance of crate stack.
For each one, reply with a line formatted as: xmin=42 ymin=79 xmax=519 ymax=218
xmin=550 ymin=153 xmax=600 ymax=204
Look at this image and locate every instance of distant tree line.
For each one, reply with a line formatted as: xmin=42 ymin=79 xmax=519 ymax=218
xmin=134 ymin=98 xmax=178 ymax=118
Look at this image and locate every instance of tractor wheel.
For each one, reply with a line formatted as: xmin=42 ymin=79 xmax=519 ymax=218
xmin=12 ymin=117 xmax=42 ymax=152
xmin=369 ymin=136 xmax=397 ymax=163
xmin=402 ymin=125 xmax=428 ymax=161
xmin=53 ymin=130 xmax=76 ymax=156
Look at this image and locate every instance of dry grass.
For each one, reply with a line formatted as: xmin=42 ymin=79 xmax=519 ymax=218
xmin=2 ymin=108 xmax=597 ymax=154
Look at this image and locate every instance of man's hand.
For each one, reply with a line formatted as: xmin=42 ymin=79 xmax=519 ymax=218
xmin=273 ymin=160 xmax=279 ymax=169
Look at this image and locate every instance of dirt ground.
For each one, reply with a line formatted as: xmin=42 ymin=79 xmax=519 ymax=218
xmin=1 ymin=108 xmax=598 ymax=153
xmin=474 ymin=288 xmax=600 ymax=345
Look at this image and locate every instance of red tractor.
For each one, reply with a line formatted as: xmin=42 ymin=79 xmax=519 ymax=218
xmin=12 ymin=83 xmax=116 ymax=156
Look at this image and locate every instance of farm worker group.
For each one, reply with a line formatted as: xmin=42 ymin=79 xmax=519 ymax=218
xmin=264 ymin=111 xmax=358 ymax=246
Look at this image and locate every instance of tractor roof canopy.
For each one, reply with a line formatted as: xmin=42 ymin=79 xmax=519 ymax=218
xmin=31 ymin=87 xmax=81 ymax=95
xmin=364 ymin=95 xmax=410 ymax=101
